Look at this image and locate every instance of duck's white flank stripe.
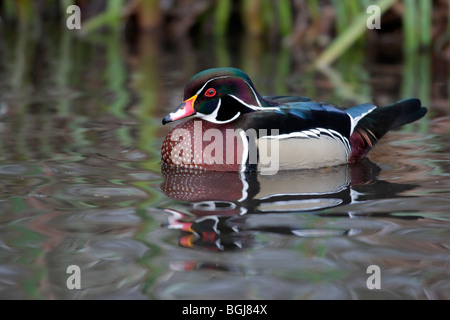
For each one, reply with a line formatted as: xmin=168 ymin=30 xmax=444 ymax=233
xmin=261 ymin=128 xmax=340 ymax=140
xmin=327 ymin=129 xmax=350 ymax=159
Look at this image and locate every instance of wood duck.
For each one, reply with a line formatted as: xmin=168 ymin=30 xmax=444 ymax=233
xmin=161 ymin=67 xmax=427 ymax=172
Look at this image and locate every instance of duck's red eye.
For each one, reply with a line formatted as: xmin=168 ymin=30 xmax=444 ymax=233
xmin=204 ymin=88 xmax=216 ymax=97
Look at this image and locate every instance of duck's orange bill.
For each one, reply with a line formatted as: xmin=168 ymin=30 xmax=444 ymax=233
xmin=162 ymin=95 xmax=197 ymax=125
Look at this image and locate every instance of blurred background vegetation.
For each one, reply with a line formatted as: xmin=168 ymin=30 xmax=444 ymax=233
xmin=0 ymin=0 xmax=448 ymax=64
xmin=0 ymin=0 xmax=448 ymax=142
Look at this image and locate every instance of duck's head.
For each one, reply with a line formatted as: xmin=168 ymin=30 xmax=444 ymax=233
xmin=162 ymin=68 xmax=269 ymax=125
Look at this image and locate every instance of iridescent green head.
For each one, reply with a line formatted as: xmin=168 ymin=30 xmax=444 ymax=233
xmin=162 ymin=67 xmax=268 ymax=125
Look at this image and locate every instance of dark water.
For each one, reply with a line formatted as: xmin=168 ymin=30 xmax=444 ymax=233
xmin=0 ymin=28 xmax=449 ymax=300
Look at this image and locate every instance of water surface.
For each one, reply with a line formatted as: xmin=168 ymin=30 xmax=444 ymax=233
xmin=0 ymin=28 xmax=449 ymax=300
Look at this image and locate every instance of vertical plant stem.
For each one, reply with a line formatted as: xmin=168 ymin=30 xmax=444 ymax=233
xmin=136 ymin=0 xmax=162 ymax=30
xmin=419 ymin=0 xmax=432 ymax=47
xmin=215 ymin=37 xmax=231 ymax=67
xmin=214 ymin=0 xmax=232 ymax=37
xmin=242 ymin=0 xmax=264 ymax=36
xmin=16 ymin=0 xmax=34 ymax=27
xmin=401 ymin=49 xmax=415 ymax=102
xmin=278 ymin=0 xmax=293 ymax=37
xmin=56 ymin=30 xmax=72 ymax=117
xmin=105 ymin=32 xmax=128 ymax=118
xmin=418 ymin=53 xmax=431 ymax=132
xmin=3 ymin=0 xmax=16 ymax=22
xmin=132 ymin=34 xmax=164 ymax=166
xmin=403 ymin=0 xmax=418 ymax=52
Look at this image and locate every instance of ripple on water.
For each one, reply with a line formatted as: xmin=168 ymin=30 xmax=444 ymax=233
xmin=0 ymin=264 xmax=29 ymax=299
xmin=0 ymin=164 xmax=30 ymax=175
xmin=44 ymin=237 xmax=149 ymax=299
xmin=48 ymin=207 xmax=142 ymax=234
xmin=30 ymin=184 xmax=149 ymax=209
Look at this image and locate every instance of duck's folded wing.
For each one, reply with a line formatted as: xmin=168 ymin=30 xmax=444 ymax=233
xmin=239 ymin=102 xmax=352 ymax=139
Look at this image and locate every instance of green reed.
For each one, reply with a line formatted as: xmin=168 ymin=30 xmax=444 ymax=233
xmin=315 ymin=0 xmax=398 ymax=67
xmin=1 ymin=0 xmax=437 ymax=62
xmin=214 ymin=0 xmax=232 ymax=37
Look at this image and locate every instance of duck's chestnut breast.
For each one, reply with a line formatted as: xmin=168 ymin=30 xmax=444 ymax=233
xmin=161 ymin=118 xmax=244 ymax=171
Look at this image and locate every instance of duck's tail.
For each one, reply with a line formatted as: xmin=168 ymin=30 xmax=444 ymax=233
xmin=349 ymin=98 xmax=427 ymax=161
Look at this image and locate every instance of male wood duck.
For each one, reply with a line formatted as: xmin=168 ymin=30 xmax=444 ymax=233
xmin=161 ymin=67 xmax=427 ymax=172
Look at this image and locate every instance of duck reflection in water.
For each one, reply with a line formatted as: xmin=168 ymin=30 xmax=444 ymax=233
xmin=160 ymin=159 xmax=420 ymax=253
